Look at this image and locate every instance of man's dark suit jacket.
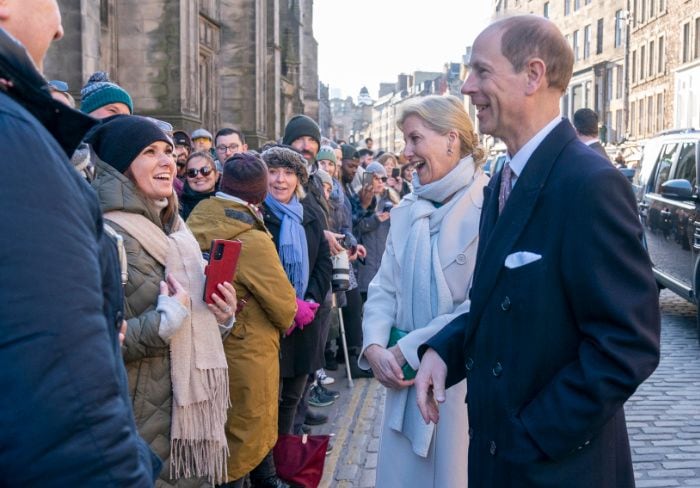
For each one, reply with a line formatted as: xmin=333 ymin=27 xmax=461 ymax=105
xmin=422 ymin=120 xmax=660 ymax=487
xmin=588 ymin=140 xmax=610 ymax=160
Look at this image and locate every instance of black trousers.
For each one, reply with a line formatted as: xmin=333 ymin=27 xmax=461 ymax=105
xmin=343 ymin=286 xmax=364 ymax=355
xmin=278 ymin=374 xmax=308 ymax=435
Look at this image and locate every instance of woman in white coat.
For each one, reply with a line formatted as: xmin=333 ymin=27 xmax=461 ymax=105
xmin=359 ymin=95 xmax=489 ymax=487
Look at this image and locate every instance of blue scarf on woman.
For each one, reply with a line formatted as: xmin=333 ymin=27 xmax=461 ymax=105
xmin=265 ymin=194 xmax=309 ymax=298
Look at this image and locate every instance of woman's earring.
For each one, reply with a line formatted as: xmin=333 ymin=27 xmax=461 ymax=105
xmin=447 ymin=145 xmax=453 ymax=156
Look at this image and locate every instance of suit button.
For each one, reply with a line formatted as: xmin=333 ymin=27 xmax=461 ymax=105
xmin=114 ymin=310 xmax=123 ymax=330
xmin=456 ymin=253 xmax=467 ymax=265
xmin=489 ymin=440 xmax=497 ymax=455
xmin=492 ymin=362 xmax=503 ymax=377
xmin=465 ymin=357 xmax=474 ymax=371
xmin=501 ymin=296 xmax=511 ymax=311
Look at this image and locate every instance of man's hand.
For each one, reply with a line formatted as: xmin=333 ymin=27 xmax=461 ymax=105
xmin=356 ymin=245 xmax=367 ymax=259
xmin=324 ymin=230 xmax=345 ymax=256
xmin=364 ymin=344 xmax=414 ymax=390
xmin=415 ymin=348 xmax=447 ymax=425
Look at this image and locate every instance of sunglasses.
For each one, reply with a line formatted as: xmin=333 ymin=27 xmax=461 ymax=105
xmin=186 ymin=166 xmax=215 ymax=178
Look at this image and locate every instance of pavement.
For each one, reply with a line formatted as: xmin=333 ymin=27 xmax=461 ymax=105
xmin=312 ymin=290 xmax=700 ymax=487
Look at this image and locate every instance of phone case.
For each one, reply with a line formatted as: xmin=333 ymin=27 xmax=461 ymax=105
xmin=362 ymin=172 xmax=374 ymax=187
xmin=203 ymin=239 xmax=242 ymax=304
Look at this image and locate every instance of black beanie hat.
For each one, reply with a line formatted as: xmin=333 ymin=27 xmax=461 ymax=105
xmin=282 ymin=114 xmax=321 ymax=148
xmin=220 ymin=152 xmax=269 ymax=205
xmin=87 ymin=115 xmax=173 ymax=173
xmin=340 ymin=143 xmax=359 ymax=161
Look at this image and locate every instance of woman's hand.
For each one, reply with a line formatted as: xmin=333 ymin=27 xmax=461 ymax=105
xmin=207 ymin=282 xmax=237 ymax=324
xmin=376 ymin=212 xmax=390 ymax=223
xmin=364 ymin=344 xmax=414 ymax=390
xmin=387 ymin=176 xmax=402 ymax=192
xmin=161 ymin=274 xmax=190 ymax=308
xmin=119 ymin=320 xmax=127 ymax=347
xmin=359 ymin=185 xmax=374 ymax=209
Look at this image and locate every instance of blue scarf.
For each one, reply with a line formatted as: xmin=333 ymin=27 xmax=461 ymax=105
xmin=265 ymin=194 xmax=309 ymax=298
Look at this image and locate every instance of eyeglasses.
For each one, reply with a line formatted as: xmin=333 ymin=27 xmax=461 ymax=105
xmin=186 ymin=166 xmax=215 ymax=178
xmin=216 ymin=144 xmax=240 ymax=153
xmin=193 ymin=137 xmax=211 ymax=143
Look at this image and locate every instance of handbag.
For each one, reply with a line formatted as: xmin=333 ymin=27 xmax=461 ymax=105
xmin=272 ymin=433 xmax=330 ymax=488
xmin=387 ymin=327 xmax=417 ymax=380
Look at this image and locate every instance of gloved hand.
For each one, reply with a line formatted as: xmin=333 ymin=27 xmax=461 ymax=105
xmin=286 ymin=298 xmax=319 ymax=336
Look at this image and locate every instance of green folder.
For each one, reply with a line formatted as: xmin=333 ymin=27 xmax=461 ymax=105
xmin=388 ymin=327 xmax=417 ymax=380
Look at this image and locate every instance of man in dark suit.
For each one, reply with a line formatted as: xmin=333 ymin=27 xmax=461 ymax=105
xmin=415 ymin=15 xmax=660 ymax=487
xmin=573 ymin=107 xmax=610 ymax=160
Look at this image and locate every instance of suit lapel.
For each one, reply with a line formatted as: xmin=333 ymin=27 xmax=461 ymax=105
xmin=468 ymin=120 xmax=577 ymax=327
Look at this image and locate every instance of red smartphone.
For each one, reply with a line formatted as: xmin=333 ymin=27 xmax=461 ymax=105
xmin=203 ymin=239 xmax=242 ymax=304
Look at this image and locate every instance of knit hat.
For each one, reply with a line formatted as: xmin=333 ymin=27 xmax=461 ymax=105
xmin=282 ymin=115 xmax=321 ymax=148
xmin=87 ymin=115 xmax=173 ymax=173
xmin=173 ymin=130 xmax=192 ymax=148
xmin=365 ymin=161 xmax=387 ymax=178
xmin=340 ymin=143 xmax=358 ymax=161
xmin=316 ymin=146 xmax=337 ymax=164
xmin=220 ymin=152 xmax=269 ymax=205
xmin=316 ymin=168 xmax=333 ymax=189
xmin=80 ymin=72 xmax=133 ymax=115
xmin=261 ymin=145 xmax=309 ymax=185
xmin=191 ymin=128 xmax=213 ymax=141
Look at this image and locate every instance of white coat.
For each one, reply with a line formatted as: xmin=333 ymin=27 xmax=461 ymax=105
xmin=359 ymin=169 xmax=488 ymax=488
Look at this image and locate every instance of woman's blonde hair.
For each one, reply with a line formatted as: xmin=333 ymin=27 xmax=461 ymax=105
xmin=397 ymin=95 xmax=485 ymax=164
xmin=377 ymin=152 xmax=398 ymax=169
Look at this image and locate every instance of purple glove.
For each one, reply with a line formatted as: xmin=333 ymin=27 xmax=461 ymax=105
xmin=286 ymin=298 xmax=319 ymax=336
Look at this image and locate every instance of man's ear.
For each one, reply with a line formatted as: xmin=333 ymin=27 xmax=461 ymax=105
xmin=524 ymin=58 xmax=547 ymax=96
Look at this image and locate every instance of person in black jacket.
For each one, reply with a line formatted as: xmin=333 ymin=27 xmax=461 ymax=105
xmin=0 ymin=3 xmax=159 ymax=485
xmin=179 ymin=150 xmax=219 ymax=220
xmin=260 ymin=146 xmax=332 ymax=435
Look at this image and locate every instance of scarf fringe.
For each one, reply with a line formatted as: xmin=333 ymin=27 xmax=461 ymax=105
xmin=170 ymin=367 xmax=230 ymax=485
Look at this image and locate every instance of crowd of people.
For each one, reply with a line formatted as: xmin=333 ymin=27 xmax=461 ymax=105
xmin=2 ymin=3 xmax=662 ymax=488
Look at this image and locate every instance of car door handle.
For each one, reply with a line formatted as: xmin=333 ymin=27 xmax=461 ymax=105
xmin=660 ymin=210 xmax=671 ymax=216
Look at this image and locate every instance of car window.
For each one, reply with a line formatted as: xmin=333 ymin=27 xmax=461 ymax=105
xmin=673 ymin=142 xmax=697 ymax=189
xmin=653 ymin=143 xmax=679 ymax=193
xmin=636 ymin=140 xmax=662 ymax=190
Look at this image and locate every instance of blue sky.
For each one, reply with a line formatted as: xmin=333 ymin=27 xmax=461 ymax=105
xmin=313 ymin=1 xmax=492 ymax=101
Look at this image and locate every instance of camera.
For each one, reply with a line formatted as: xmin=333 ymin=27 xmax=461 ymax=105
xmin=382 ymin=201 xmax=394 ymax=213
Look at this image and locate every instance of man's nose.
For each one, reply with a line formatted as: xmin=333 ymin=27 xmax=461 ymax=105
xmin=461 ymin=74 xmax=475 ymax=95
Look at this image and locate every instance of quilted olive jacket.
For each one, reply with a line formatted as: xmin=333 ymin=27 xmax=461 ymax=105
xmin=93 ymin=160 xmax=209 ymax=488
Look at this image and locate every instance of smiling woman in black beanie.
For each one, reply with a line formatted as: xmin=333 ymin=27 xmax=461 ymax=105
xmin=89 ymin=114 xmax=237 ymax=487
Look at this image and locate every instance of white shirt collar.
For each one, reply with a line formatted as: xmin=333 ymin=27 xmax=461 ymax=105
xmin=584 ymin=138 xmax=600 ymax=146
xmin=507 ymin=116 xmax=562 ymax=184
xmin=215 ymin=192 xmax=254 ymax=207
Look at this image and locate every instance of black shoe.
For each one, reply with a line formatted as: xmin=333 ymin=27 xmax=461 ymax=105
xmin=308 ymin=385 xmax=334 ymax=407
xmin=326 ymin=442 xmax=333 ymax=456
xmin=304 ymin=409 xmax=328 ymax=425
xmin=349 ymin=357 xmax=374 ymax=379
xmin=316 ymin=383 xmax=340 ymax=399
xmin=325 ymin=356 xmax=339 ymax=371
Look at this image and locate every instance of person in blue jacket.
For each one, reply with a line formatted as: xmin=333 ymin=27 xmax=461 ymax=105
xmin=0 ymin=2 xmax=159 ymax=485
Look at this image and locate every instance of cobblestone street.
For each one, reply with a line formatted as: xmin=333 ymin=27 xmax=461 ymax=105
xmin=316 ymin=290 xmax=700 ymax=487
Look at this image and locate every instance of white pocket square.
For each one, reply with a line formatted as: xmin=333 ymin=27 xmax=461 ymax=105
xmin=505 ymin=251 xmax=542 ymax=269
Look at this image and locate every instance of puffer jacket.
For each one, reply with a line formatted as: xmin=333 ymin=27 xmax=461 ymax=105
xmin=354 ymin=194 xmax=393 ymax=293
xmin=187 ymin=196 xmax=297 ymax=481
xmin=93 ymin=159 xmax=209 ymax=488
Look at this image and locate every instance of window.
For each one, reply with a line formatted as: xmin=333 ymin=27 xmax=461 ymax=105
xmin=584 ymin=25 xmax=591 ymax=59
xmin=647 ymin=96 xmax=654 ymax=133
xmin=606 ymin=67 xmax=613 ymax=103
xmin=543 ymin=1 xmax=549 ymax=17
xmin=654 ymin=143 xmax=679 ymax=193
xmin=659 ymin=0 xmax=665 ymax=12
xmin=574 ymin=0 xmax=580 ymax=10
xmin=657 ymin=93 xmax=664 ymax=130
xmin=640 ymin=0 xmax=646 ymax=23
xmin=586 ymin=0 xmax=591 ymax=4
xmin=564 ymin=0 xmax=571 ymax=15
xmin=573 ymin=30 xmax=579 ymax=61
xmin=630 ymin=103 xmax=636 ymax=137
xmin=616 ymin=65 xmax=624 ymax=99
xmin=683 ymin=22 xmax=690 ymax=63
xmin=597 ymin=19 xmax=604 ymax=54
xmin=640 ymin=45 xmax=646 ymax=80
xmin=638 ymin=99 xmax=644 ymax=136
xmin=632 ymin=50 xmax=637 ymax=83
xmin=696 ymin=17 xmax=700 ymax=59
xmin=675 ymin=142 xmax=697 ymax=187
xmin=616 ymin=109 xmax=623 ymax=142
xmin=615 ymin=11 xmax=623 ymax=48
xmin=658 ymin=36 xmax=664 ymax=73
xmin=649 ymin=40 xmax=655 ymax=76
xmin=650 ymin=0 xmax=655 ymax=18
xmin=633 ymin=0 xmax=638 ymax=27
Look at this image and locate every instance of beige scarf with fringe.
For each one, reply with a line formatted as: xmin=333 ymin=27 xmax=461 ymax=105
xmin=105 ymin=210 xmax=229 ymax=485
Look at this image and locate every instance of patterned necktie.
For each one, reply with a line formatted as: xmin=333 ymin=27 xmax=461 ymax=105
xmin=498 ymin=162 xmax=513 ymax=214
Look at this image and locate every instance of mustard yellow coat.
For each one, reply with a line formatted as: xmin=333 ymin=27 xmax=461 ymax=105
xmin=187 ymin=196 xmax=297 ymax=481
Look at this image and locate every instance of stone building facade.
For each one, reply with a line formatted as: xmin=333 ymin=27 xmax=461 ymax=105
xmin=45 ymin=0 xmax=319 ymax=149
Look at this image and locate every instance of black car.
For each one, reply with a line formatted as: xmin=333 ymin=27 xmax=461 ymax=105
xmin=633 ymin=129 xmax=700 ymax=341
